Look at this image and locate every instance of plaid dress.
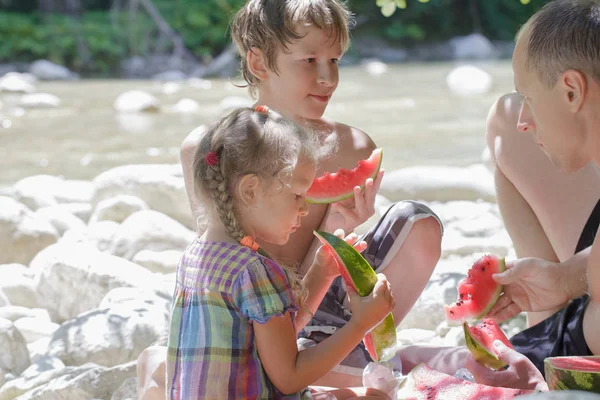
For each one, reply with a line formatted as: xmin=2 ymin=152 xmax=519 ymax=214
xmin=167 ymin=238 xmax=302 ymax=399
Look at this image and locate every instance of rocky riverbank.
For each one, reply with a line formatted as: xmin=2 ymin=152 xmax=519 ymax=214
xmin=0 ymin=154 xmax=535 ymax=399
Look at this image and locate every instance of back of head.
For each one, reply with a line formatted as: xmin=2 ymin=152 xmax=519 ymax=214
xmin=520 ymin=0 xmax=600 ymax=87
xmin=193 ymin=107 xmax=322 ymax=241
xmin=231 ymin=0 xmax=353 ymax=98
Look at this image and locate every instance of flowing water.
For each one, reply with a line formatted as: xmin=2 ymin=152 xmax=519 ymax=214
xmin=0 ymin=61 xmax=515 ymax=188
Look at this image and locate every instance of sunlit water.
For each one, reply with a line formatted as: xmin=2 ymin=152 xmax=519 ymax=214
xmin=0 ymin=61 xmax=515 ymax=189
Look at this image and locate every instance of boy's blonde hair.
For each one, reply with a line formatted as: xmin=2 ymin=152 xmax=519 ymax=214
xmin=231 ymin=0 xmax=353 ymax=98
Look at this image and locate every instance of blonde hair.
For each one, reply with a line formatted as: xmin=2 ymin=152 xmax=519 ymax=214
xmin=231 ymin=0 xmax=353 ymax=98
xmin=518 ymin=0 xmax=600 ymax=88
xmin=193 ymin=107 xmax=325 ymax=305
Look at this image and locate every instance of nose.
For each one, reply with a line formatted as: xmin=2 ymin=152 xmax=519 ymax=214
xmin=299 ymin=201 xmax=309 ymax=217
xmin=517 ymin=101 xmax=535 ymax=133
xmin=317 ymin=62 xmax=337 ymax=88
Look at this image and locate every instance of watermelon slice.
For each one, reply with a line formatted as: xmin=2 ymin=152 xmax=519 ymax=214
xmin=313 ymin=230 xmax=397 ymax=362
xmin=397 ymin=363 xmax=532 ymax=399
xmin=544 ymin=356 xmax=600 ymax=392
xmin=445 ymin=255 xmax=506 ymax=325
xmin=463 ymin=318 xmax=513 ymax=370
xmin=306 ymin=148 xmax=383 ymax=204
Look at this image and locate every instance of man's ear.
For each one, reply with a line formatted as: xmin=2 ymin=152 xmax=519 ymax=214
xmin=247 ymin=47 xmax=269 ymax=82
xmin=561 ymin=69 xmax=587 ymax=112
xmin=236 ymin=173 xmax=261 ymax=207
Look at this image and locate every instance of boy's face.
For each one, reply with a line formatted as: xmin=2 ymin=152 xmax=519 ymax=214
xmin=258 ymin=25 xmax=343 ymax=120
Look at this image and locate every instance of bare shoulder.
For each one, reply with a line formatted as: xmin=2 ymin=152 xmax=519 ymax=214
xmin=321 ymin=117 xmax=376 ymax=169
xmin=182 ymin=124 xmax=209 ymax=151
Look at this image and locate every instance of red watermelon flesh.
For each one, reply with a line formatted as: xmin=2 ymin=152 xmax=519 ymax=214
xmin=464 ymin=318 xmax=513 ymax=370
xmin=549 ymin=357 xmax=600 ymax=372
xmin=445 ymin=255 xmax=506 ymax=324
xmin=397 ymin=363 xmax=532 ymax=399
xmin=306 ymin=148 xmax=383 ymax=204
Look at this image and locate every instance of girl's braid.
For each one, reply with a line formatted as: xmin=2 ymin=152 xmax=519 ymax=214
xmin=205 ymin=158 xmax=246 ymax=242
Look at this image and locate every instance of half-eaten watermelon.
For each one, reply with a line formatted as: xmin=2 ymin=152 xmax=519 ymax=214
xmin=306 ymin=148 xmax=383 ymax=204
xmin=313 ymin=230 xmax=397 ymax=362
xmin=544 ymin=356 xmax=600 ymax=392
xmin=463 ymin=318 xmax=513 ymax=370
xmin=445 ymin=255 xmax=506 ymax=325
xmin=397 ymin=363 xmax=532 ymax=399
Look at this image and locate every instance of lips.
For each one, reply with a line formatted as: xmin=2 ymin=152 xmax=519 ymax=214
xmin=310 ymin=94 xmax=330 ymax=103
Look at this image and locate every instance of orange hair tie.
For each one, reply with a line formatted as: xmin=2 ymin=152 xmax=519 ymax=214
xmin=240 ymin=236 xmax=260 ymax=252
xmin=254 ymin=105 xmax=269 ymax=114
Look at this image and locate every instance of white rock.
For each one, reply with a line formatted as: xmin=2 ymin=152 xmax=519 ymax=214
xmin=443 ymin=326 xmax=466 ymax=347
xmin=27 ymin=337 xmax=52 ymax=363
xmin=114 ymin=90 xmax=160 ymax=113
xmin=0 ymin=364 xmax=96 ymax=400
xmin=379 ymin=164 xmax=495 ymax=203
xmin=172 ymin=98 xmax=200 ymax=113
xmin=0 ymin=373 xmax=4 ymax=393
xmin=46 ymin=298 xmax=169 ymax=367
xmin=446 ymin=65 xmax=493 ymax=96
xmin=0 ymin=292 xmax=9 ymax=307
xmin=55 ymin=202 xmax=93 ymax=222
xmin=0 ymin=318 xmax=31 ymax=376
xmin=396 ymin=329 xmax=437 ymax=345
xmin=12 ymin=175 xmax=94 ymax=209
xmin=0 ymin=73 xmax=36 ymax=93
xmin=92 ymin=164 xmax=192 ymax=228
xmin=19 ymin=93 xmax=61 ymax=108
xmin=442 ymin=227 xmax=512 ymax=258
xmin=111 ymin=377 xmax=138 ymax=400
xmin=107 ymin=210 xmax=196 ymax=260
xmin=362 ymin=59 xmax=388 ymax=76
xmin=13 ymin=317 xmax=59 ymax=343
xmin=99 ymin=287 xmax=172 ymax=316
xmin=89 ymin=194 xmax=149 ymax=224
xmin=34 ymin=206 xmax=86 ymax=236
xmin=449 ymin=33 xmax=495 ymax=60
xmin=30 ymin=242 xmax=155 ymax=322
xmin=0 ymin=264 xmax=39 ymax=308
xmin=0 ymin=306 xmax=50 ymax=323
xmin=29 ymin=60 xmax=78 ymax=81
xmin=0 ymin=196 xmax=58 ymax=265
xmin=132 ymin=249 xmax=182 ymax=274
xmin=20 ymin=355 xmax=65 ymax=379
xmin=60 ymin=220 xmax=119 ymax=252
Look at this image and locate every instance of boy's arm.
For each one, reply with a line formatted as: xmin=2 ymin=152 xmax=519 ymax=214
xmin=583 ymin=234 xmax=600 ymax=355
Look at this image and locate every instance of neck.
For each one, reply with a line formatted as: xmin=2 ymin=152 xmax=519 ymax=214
xmin=254 ymin=93 xmax=321 ymax=128
xmin=202 ymin=220 xmax=238 ymax=244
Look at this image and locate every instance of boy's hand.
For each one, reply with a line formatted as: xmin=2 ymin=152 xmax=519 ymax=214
xmin=347 ymin=273 xmax=395 ymax=333
xmin=324 ymin=170 xmax=384 ymax=234
xmin=466 ymin=341 xmax=548 ymax=392
xmin=314 ymin=229 xmax=367 ymax=280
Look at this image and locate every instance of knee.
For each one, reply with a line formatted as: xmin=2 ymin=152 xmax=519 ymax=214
xmin=409 ymin=216 xmax=442 ymax=267
xmin=485 ymin=92 xmax=522 ymax=167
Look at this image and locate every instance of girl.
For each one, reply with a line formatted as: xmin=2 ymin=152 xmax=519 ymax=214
xmin=167 ymin=106 xmax=394 ymax=399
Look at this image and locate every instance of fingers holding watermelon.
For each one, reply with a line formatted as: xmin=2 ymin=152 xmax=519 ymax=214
xmin=314 ymin=229 xmax=367 ymax=279
xmin=347 ymin=273 xmax=395 ymax=333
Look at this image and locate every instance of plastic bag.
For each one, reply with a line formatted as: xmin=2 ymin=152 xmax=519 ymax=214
xmin=454 ymin=367 xmax=475 ymax=382
xmin=362 ymin=361 xmax=405 ymax=397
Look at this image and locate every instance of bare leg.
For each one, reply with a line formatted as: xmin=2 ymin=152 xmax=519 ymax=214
xmin=488 ymin=93 xmax=600 ymax=326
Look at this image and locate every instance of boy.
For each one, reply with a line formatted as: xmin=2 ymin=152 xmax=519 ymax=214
xmin=140 ymin=0 xmax=443 ymax=395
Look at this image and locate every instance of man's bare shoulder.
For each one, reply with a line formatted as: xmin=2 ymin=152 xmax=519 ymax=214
xmin=182 ymin=124 xmax=210 ymax=150
xmin=321 ymin=117 xmax=376 ymax=169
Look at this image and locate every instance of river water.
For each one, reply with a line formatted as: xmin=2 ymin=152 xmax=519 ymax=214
xmin=0 ymin=61 xmax=515 ymax=188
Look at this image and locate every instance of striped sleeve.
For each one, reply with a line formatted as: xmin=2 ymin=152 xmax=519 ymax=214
xmin=234 ymin=258 xmax=298 ymax=324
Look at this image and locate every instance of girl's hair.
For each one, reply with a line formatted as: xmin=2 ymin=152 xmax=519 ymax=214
xmin=231 ymin=0 xmax=353 ymax=98
xmin=193 ymin=107 xmax=326 ymax=305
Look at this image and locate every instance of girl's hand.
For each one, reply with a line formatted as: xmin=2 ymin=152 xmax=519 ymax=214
xmin=322 ymin=170 xmax=384 ymax=234
xmin=347 ymin=273 xmax=395 ymax=333
xmin=466 ymin=341 xmax=548 ymax=391
xmin=313 ymin=229 xmax=367 ymax=280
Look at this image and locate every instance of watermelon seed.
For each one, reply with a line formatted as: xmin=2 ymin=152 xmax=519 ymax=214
xmin=481 ymin=267 xmax=485 ymax=271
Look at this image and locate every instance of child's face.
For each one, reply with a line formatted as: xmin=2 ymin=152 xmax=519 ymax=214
xmin=260 ymin=25 xmax=343 ymax=120
xmin=246 ymin=158 xmax=316 ymax=245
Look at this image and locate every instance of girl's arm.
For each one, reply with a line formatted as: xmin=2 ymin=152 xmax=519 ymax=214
xmin=254 ymin=274 xmax=394 ymax=395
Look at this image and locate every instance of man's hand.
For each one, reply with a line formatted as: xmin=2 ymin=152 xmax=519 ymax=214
xmin=322 ymin=170 xmax=384 ymax=234
xmin=466 ymin=341 xmax=548 ymax=391
xmin=486 ymin=258 xmax=570 ymax=322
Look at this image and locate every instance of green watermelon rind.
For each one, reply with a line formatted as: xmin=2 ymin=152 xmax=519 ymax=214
xmin=313 ymin=230 xmax=397 ymax=362
xmin=544 ymin=356 xmax=600 ymax=393
xmin=306 ymin=149 xmax=383 ymax=204
xmin=462 ymin=321 xmax=508 ymax=370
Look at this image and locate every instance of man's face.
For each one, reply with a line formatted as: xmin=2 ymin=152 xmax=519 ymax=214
xmin=512 ymin=31 xmax=590 ymax=172
xmin=258 ymin=25 xmax=343 ymax=120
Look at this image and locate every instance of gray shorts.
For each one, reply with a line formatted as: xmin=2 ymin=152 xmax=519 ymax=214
xmin=297 ymin=201 xmax=443 ymax=376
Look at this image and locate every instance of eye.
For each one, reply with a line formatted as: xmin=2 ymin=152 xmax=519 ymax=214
xmin=304 ymin=58 xmax=316 ymax=64
xmin=330 ymin=58 xmax=339 ymax=64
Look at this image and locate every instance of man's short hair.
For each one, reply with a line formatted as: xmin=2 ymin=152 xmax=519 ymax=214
xmin=518 ymin=0 xmax=600 ymax=88
xmin=231 ymin=0 xmax=352 ymax=98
